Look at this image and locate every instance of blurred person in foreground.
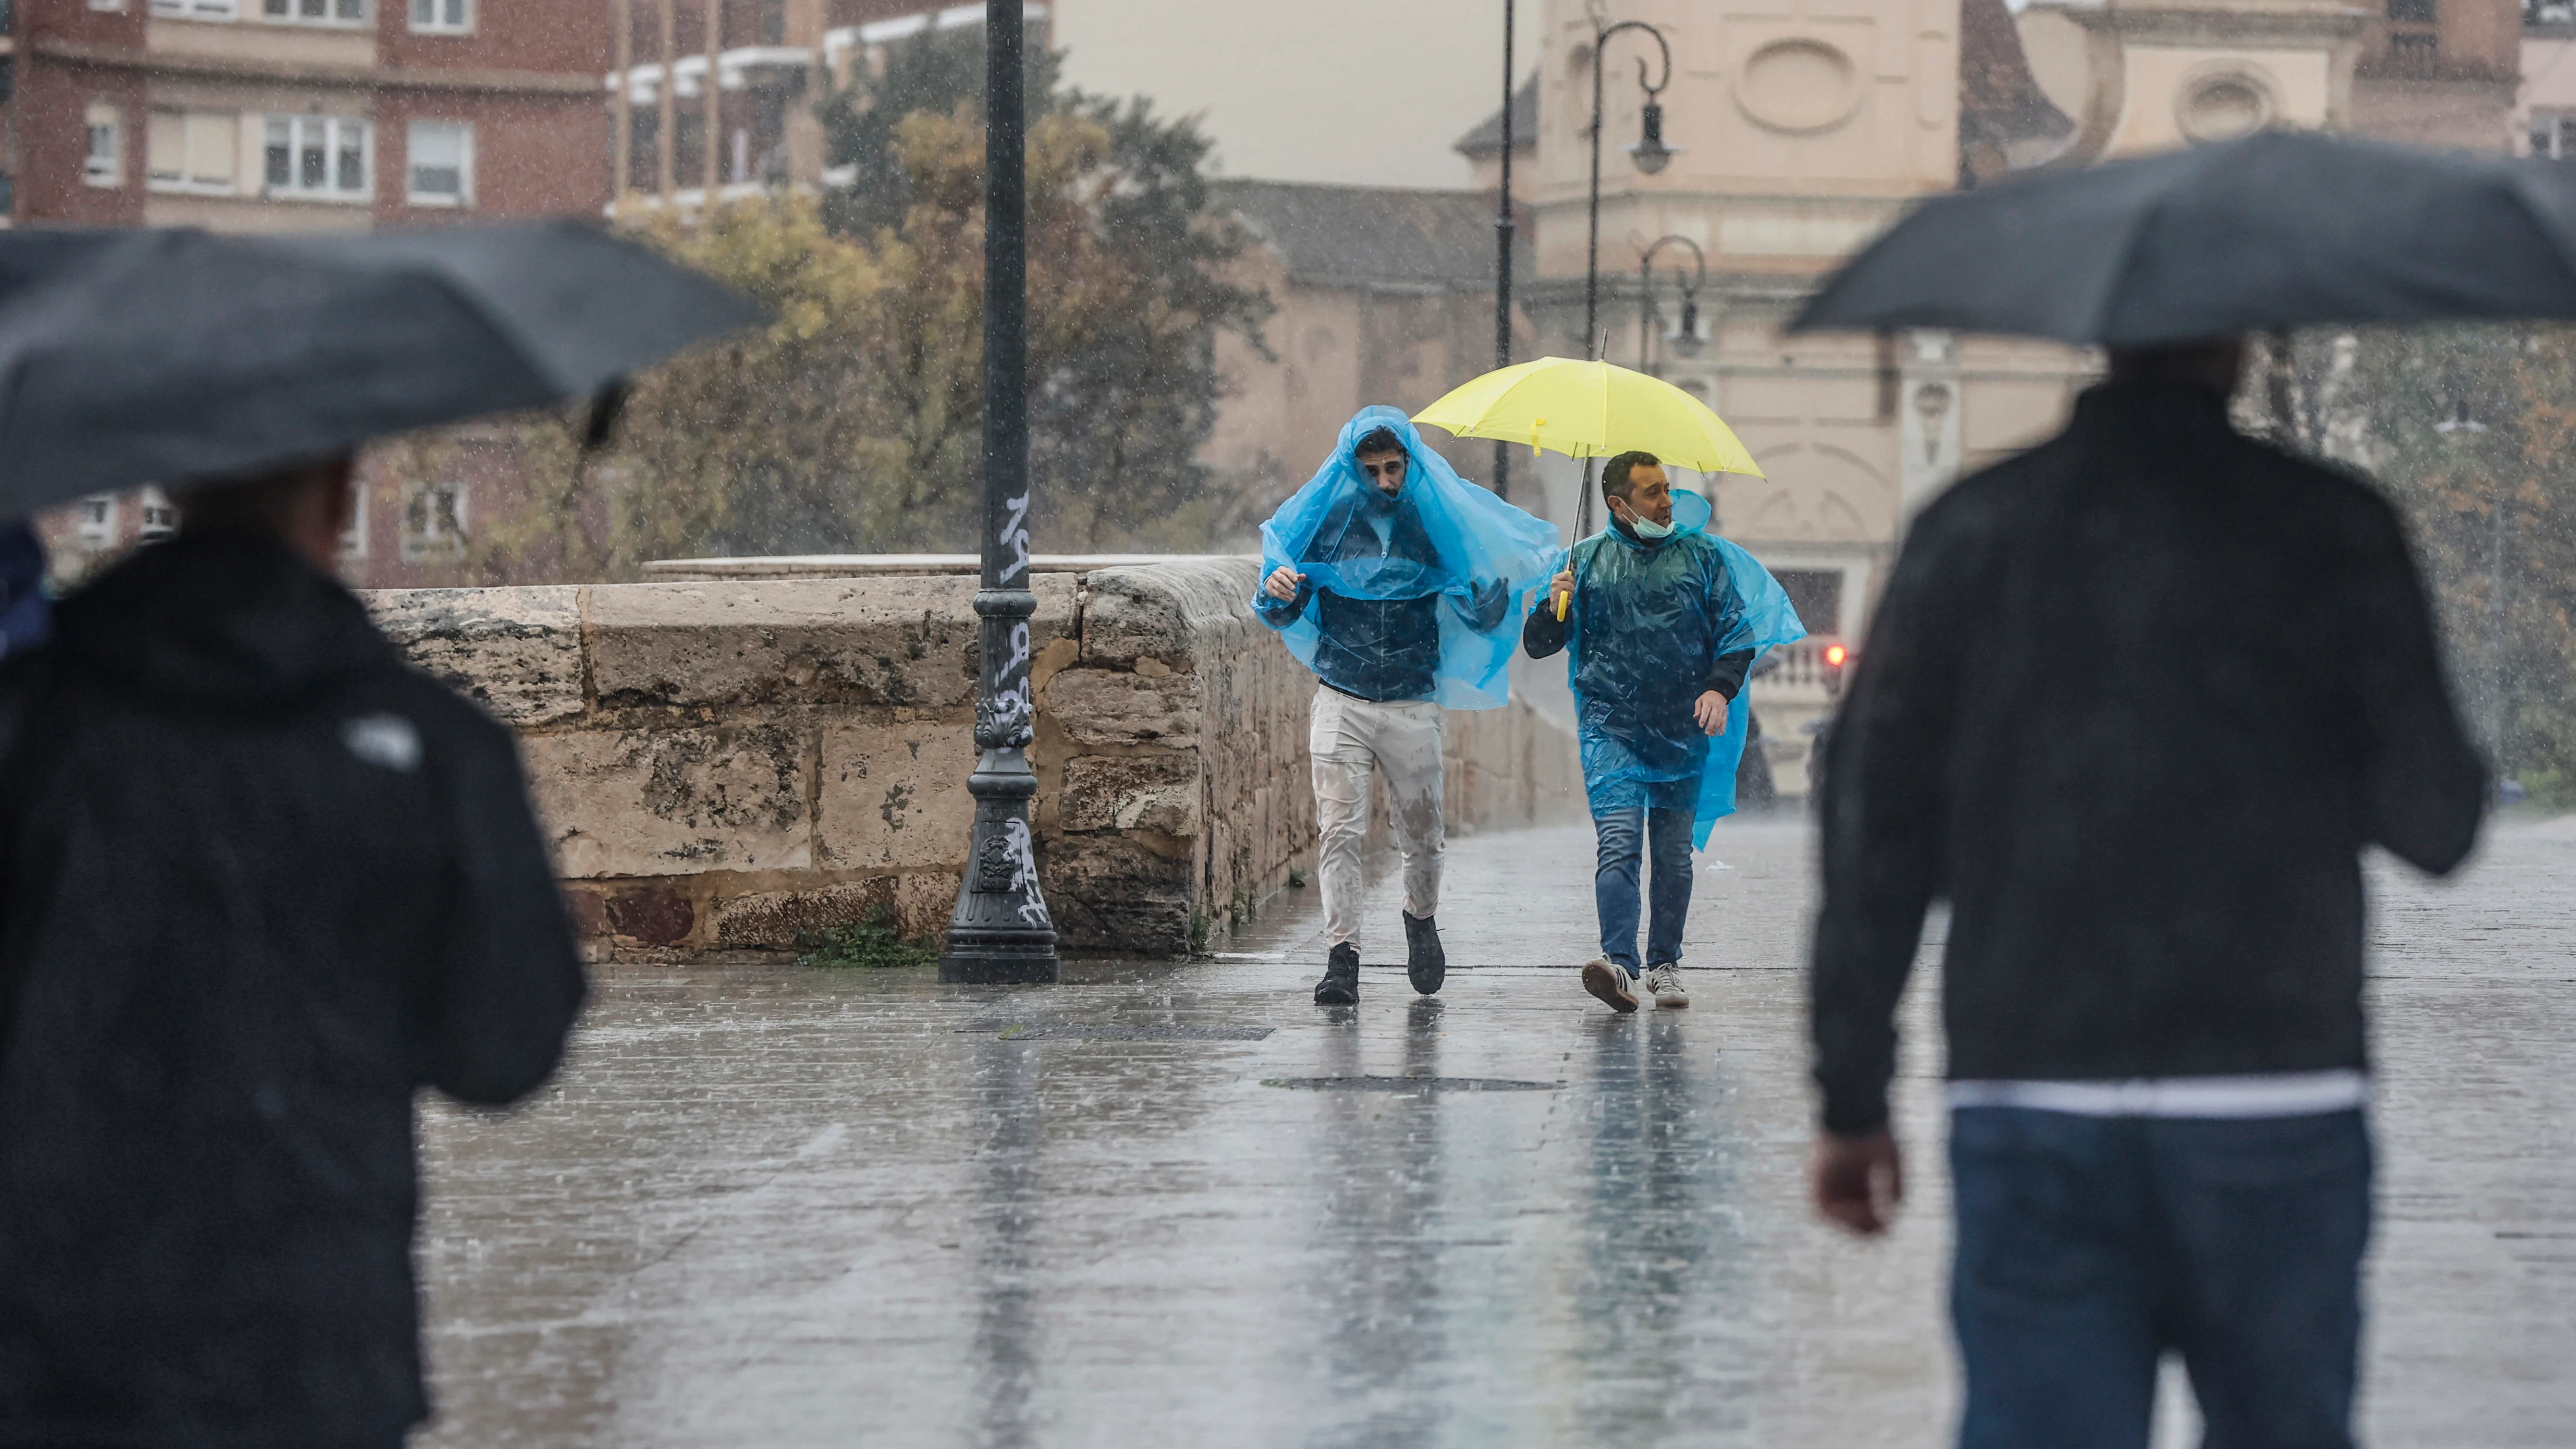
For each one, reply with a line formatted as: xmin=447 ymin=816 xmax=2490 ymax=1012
xmin=1257 ymin=407 xmax=1555 ymax=1005
xmin=0 ymin=523 xmax=48 ymax=661
xmin=0 ymin=457 xmax=584 ymax=1448
xmin=1522 ymin=452 xmax=1801 ymax=1013
xmin=1809 ymin=340 xmax=2485 ymax=1448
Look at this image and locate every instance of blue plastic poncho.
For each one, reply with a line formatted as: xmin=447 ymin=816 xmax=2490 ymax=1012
xmin=1556 ymin=491 xmax=1805 ymax=847
xmin=1256 ymin=406 xmax=1560 ymax=710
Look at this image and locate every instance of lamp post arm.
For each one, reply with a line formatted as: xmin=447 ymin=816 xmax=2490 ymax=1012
xmin=1581 ymin=16 xmax=1675 ymax=538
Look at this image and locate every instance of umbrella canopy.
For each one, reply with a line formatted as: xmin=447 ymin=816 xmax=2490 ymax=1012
xmin=0 ymin=221 xmax=758 ymax=518
xmin=1413 ymin=357 xmax=1766 ymax=478
xmin=1793 ymin=129 xmax=2576 ymax=346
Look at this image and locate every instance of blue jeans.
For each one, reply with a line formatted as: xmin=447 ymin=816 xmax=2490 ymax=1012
xmin=1948 ymin=1107 xmax=2372 ymax=1449
xmin=1592 ymin=805 xmax=1693 ymax=974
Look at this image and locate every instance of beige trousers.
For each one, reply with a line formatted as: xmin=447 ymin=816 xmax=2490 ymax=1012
xmin=1309 ymin=688 xmax=1445 ymax=948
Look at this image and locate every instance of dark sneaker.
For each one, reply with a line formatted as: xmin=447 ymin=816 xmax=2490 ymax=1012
xmin=1581 ymin=956 xmax=1638 ymax=1013
xmin=1314 ymin=942 xmax=1360 ymax=1005
xmin=1403 ymin=912 xmax=1447 ymax=996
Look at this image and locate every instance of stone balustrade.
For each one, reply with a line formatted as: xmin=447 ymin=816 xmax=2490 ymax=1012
xmin=364 ymin=558 xmax=1581 ymax=960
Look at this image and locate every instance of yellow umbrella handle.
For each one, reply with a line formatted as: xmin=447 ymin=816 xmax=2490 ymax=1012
xmin=1556 ymin=588 xmax=1570 ymax=623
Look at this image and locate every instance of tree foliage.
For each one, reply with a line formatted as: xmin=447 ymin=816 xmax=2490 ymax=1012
xmin=2306 ymin=325 xmax=2576 ymax=798
xmin=469 ymin=30 xmax=1268 ymax=579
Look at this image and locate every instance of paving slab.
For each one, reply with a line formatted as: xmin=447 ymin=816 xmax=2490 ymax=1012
xmin=414 ymin=819 xmax=2576 ymax=1448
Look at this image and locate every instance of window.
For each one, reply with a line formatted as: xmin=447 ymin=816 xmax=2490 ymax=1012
xmin=406 ymin=119 xmax=471 ymax=206
xmin=137 ymin=488 xmax=177 ymax=542
xmin=84 ymin=105 xmax=121 ymax=188
xmin=89 ymin=0 xmax=124 ymax=13
xmin=399 ymin=481 xmax=466 ymax=562
xmin=263 ymin=115 xmax=370 ymax=201
xmin=2388 ymin=0 xmax=2435 ymax=20
xmin=337 ymin=483 xmax=367 ymax=561
xmin=147 ymin=110 xmax=240 ymax=194
xmin=2537 ymin=113 xmax=2576 ymax=160
xmin=74 ymin=495 xmax=117 ymax=551
xmin=151 ymin=0 xmax=239 ymax=17
xmin=260 ymin=0 xmax=365 ymax=25
xmin=408 ymin=0 xmax=468 ymax=32
xmin=1776 ymin=570 xmax=1846 ymax=638
xmin=2386 ymin=32 xmax=2439 ymax=71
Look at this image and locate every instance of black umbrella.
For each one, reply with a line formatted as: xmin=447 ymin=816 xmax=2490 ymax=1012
xmin=0 ymin=220 xmax=759 ymax=517
xmin=1792 ymin=130 xmax=2576 ymax=345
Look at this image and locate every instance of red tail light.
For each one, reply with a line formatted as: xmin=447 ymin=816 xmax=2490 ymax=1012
xmin=1823 ymin=643 xmax=1848 ymax=668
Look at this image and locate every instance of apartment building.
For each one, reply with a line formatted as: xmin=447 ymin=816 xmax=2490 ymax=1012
xmin=606 ymin=0 xmax=1030 ymax=213
xmin=5 ymin=0 xmax=612 ymax=583
xmin=8 ymin=0 xmax=609 ymax=229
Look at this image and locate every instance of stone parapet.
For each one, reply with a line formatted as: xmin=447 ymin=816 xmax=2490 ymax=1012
xmin=367 ymin=559 xmax=1581 ymax=960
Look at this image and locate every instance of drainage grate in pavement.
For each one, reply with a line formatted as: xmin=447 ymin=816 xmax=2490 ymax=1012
xmin=965 ymin=1023 xmax=1276 ymax=1042
xmin=1261 ymin=1075 xmax=1560 ymax=1092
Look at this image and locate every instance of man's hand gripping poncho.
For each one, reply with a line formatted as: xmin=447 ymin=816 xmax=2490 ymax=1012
xmin=1555 ymin=490 xmax=1805 ymax=847
xmin=1258 ymin=406 xmax=1560 ymax=709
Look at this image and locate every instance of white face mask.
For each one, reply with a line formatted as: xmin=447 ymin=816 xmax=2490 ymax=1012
xmin=1616 ymin=501 xmax=1674 ymax=539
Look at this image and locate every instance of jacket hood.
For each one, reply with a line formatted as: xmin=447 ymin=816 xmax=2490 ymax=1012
xmin=54 ymin=532 xmax=388 ymax=708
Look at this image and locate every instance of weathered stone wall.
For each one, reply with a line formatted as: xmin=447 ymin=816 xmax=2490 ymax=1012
xmin=366 ymin=558 xmax=1579 ymax=960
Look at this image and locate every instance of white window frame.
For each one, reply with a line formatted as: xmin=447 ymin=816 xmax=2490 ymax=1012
xmin=405 ymin=119 xmax=472 ymax=208
xmin=147 ymin=109 xmax=242 ymax=196
xmin=408 ymin=0 xmax=470 ymax=34
xmin=398 ymin=480 xmax=467 ymax=563
xmin=2534 ymin=111 xmax=2576 ymax=161
xmin=75 ymin=495 xmax=118 ymax=551
xmin=84 ymin=106 xmax=121 ymax=188
xmin=259 ymin=0 xmax=369 ymax=28
xmin=137 ymin=487 xmax=178 ymax=542
xmin=263 ymin=114 xmax=372 ymax=202
xmin=150 ymin=0 xmax=239 ymax=17
xmin=337 ymin=482 xmax=369 ymax=561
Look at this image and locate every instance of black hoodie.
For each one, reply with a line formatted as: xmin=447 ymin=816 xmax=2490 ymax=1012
xmin=0 ymin=533 xmax=583 ymax=1447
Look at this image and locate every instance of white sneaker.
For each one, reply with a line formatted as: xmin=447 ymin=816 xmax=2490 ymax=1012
xmin=1644 ymin=963 xmax=1689 ymax=1009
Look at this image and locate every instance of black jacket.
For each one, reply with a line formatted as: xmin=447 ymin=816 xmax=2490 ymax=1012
xmin=1811 ymin=384 xmax=2485 ymax=1136
xmin=0 ymin=534 xmax=584 ymax=1446
xmin=1256 ymin=489 xmax=1507 ymax=702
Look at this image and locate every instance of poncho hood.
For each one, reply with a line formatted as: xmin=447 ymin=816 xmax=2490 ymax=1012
xmin=1257 ymin=406 xmax=1559 ymax=710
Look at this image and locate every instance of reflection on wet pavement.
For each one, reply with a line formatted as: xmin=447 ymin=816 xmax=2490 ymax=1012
xmin=414 ymin=821 xmax=2576 ymax=1447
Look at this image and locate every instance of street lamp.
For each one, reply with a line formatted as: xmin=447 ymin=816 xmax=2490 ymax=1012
xmin=1578 ymin=7 xmax=1676 ymax=537
xmin=942 ymin=0 xmax=1060 ymax=985
xmin=1635 ymin=233 xmax=1705 ymax=374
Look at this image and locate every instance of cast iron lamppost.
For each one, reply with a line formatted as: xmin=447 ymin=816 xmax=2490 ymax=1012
xmin=1635 ymin=232 xmax=1705 ymax=375
xmin=1576 ymin=4 xmax=1675 ymax=537
xmin=1492 ymin=0 xmax=1517 ymax=502
xmin=942 ymin=0 xmax=1059 ymax=984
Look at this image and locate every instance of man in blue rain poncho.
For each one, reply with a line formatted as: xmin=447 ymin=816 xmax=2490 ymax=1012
xmin=1256 ymin=407 xmax=1557 ymax=1006
xmin=1523 ymin=450 xmax=1803 ymax=1013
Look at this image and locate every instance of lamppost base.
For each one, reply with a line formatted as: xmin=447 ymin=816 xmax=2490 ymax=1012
xmin=939 ymin=935 xmax=1060 ymax=984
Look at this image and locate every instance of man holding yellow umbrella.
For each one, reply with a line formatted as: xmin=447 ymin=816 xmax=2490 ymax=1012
xmin=1417 ymin=359 xmax=1804 ymax=1012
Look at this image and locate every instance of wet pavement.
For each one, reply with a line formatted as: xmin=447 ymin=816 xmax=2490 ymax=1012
xmin=415 ymin=820 xmax=2576 ymax=1448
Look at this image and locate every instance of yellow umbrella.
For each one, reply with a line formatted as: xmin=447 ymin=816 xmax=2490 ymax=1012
xmin=1411 ymin=356 xmax=1765 ymax=479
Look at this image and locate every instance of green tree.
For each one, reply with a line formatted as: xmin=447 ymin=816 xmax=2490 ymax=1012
xmin=817 ymin=28 xmax=1269 ymax=549
xmin=2313 ymin=324 xmax=2576 ymax=798
xmin=456 ymin=31 xmax=1265 ymax=579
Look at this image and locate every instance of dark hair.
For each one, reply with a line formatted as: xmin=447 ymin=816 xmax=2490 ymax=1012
xmin=1354 ymin=427 xmax=1406 ymax=458
xmin=1601 ymin=450 xmax=1661 ymax=503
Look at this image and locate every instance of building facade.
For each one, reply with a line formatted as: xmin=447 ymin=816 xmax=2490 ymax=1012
xmin=7 ymin=0 xmax=610 ymax=229
xmin=1201 ymin=178 xmax=1524 ymax=525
